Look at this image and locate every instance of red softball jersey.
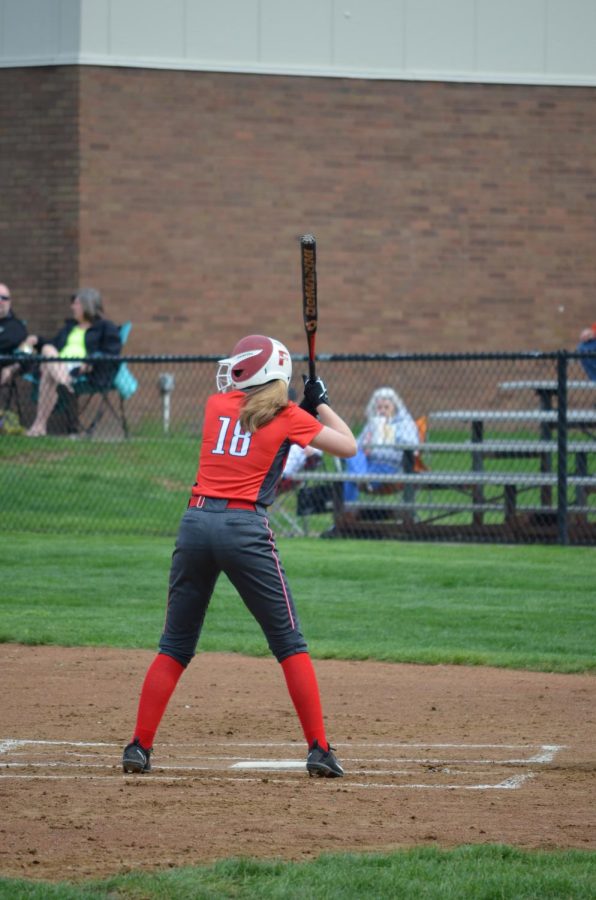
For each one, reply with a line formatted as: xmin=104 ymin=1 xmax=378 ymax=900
xmin=192 ymin=390 xmax=323 ymax=506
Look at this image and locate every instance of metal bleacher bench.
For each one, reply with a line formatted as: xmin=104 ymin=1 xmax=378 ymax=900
xmin=291 ymin=465 xmax=596 ymax=518
xmin=289 ymin=418 xmax=596 ymax=542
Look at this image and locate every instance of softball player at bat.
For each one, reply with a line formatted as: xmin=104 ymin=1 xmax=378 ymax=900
xmin=122 ymin=334 xmax=357 ymax=778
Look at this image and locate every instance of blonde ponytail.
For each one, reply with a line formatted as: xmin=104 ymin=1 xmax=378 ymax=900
xmin=240 ymin=380 xmax=289 ymax=433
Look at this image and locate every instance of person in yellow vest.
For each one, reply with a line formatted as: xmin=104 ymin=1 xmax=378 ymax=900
xmin=24 ymin=288 xmax=121 ymax=437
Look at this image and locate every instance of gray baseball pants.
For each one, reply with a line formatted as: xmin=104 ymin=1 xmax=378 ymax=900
xmin=158 ymin=497 xmax=308 ymax=666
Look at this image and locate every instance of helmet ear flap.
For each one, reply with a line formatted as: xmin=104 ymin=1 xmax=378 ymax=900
xmin=216 ymin=360 xmax=233 ymax=392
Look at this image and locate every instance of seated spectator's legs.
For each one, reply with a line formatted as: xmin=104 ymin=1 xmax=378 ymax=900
xmin=1 ymin=362 xmax=19 ymax=387
xmin=577 ymin=340 xmax=596 ymax=382
xmin=26 ymin=346 xmax=74 ymax=437
xmin=344 ymin=449 xmax=369 ymax=501
xmin=366 ymin=460 xmax=400 ymax=492
xmin=344 ymin=454 xmax=401 ymax=500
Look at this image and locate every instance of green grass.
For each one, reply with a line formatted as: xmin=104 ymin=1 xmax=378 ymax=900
xmin=2 ymin=429 xmax=594 ymax=536
xmin=1 ymin=434 xmax=595 ymax=897
xmin=1 ymin=534 xmax=594 ymax=672
xmin=1 ymin=846 xmax=594 ymax=899
xmin=0 ymin=434 xmax=196 ymax=535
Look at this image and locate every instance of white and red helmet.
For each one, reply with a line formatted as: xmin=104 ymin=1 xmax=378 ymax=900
xmin=216 ymin=335 xmax=292 ymax=392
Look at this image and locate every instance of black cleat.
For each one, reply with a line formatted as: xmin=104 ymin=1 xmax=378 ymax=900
xmin=122 ymin=738 xmax=152 ymax=774
xmin=306 ymin=740 xmax=344 ymax=778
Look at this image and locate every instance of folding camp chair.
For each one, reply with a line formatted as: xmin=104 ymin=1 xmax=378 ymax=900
xmin=22 ymin=322 xmax=138 ymax=438
xmin=73 ymin=322 xmax=137 ymax=437
xmin=0 ymin=344 xmax=34 ymax=422
xmin=1 ymin=371 xmax=24 ymax=420
xmin=269 ymin=450 xmax=329 ymax=536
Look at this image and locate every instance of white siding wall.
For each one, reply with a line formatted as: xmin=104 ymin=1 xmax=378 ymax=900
xmin=0 ymin=0 xmax=79 ymax=63
xmin=0 ymin=0 xmax=595 ymax=86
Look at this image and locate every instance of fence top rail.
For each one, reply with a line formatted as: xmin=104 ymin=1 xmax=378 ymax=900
xmin=3 ymin=350 xmax=596 ymax=364
xmin=0 ymin=353 xmax=225 ymax=364
xmin=291 ymin=471 xmax=596 ymax=486
xmin=499 ymin=380 xmax=596 ymax=391
xmin=388 ymin=440 xmax=596 ymax=452
xmin=308 ymin=350 xmax=596 ymax=363
xmin=429 ymin=409 xmax=596 ymax=423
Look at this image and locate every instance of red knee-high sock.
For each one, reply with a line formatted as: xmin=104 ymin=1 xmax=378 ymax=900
xmin=280 ymin=652 xmax=328 ymax=750
xmin=132 ymin=653 xmax=185 ymax=749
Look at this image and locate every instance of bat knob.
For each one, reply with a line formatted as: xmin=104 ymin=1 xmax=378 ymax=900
xmin=300 ymin=234 xmax=316 ymax=245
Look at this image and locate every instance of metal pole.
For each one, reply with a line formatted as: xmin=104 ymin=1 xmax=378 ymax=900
xmin=556 ymin=352 xmax=568 ymax=545
xmin=158 ymin=372 xmax=175 ymax=435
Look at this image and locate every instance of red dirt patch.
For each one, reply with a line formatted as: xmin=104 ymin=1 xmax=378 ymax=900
xmin=0 ymin=644 xmax=594 ymax=882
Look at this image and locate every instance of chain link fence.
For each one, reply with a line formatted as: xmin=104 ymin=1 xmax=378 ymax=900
xmin=1 ymin=351 xmax=595 ymax=544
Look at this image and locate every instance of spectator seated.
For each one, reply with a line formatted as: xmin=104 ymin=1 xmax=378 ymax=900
xmin=25 ymin=322 xmax=137 ymax=437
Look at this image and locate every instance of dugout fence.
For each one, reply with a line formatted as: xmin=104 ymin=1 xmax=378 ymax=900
xmin=1 ymin=350 xmax=595 ymax=545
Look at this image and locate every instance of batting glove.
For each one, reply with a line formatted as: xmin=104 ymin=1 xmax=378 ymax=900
xmin=300 ymin=374 xmax=330 ymax=416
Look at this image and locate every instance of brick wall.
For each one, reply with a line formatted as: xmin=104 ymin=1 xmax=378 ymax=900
xmin=2 ymin=66 xmax=596 ymax=356
xmin=0 ymin=67 xmax=79 ymax=338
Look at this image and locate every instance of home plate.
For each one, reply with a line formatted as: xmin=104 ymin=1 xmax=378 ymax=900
xmin=231 ymin=760 xmax=306 ymax=770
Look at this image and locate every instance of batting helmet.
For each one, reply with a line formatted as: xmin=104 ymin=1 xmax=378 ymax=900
xmin=216 ymin=335 xmax=292 ymax=392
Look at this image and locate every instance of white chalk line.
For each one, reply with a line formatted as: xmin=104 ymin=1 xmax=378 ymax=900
xmin=0 ymin=773 xmax=534 ymax=790
xmin=0 ymin=738 xmax=563 ymax=791
xmin=0 ymin=738 xmax=565 ymax=755
xmin=0 ymin=739 xmax=565 ymax=767
xmin=0 ymin=760 xmax=450 ymax=776
xmin=0 ymin=739 xmax=113 ymax=752
xmin=0 ymin=739 xmax=565 ymax=752
xmin=0 ymin=754 xmax=558 ymax=767
xmin=0 ymin=760 xmax=526 ymax=778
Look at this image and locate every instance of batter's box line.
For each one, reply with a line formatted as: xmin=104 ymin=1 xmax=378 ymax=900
xmin=0 ymin=738 xmax=565 ymax=791
xmin=2 ymin=739 xmax=560 ymax=749
xmin=0 ymin=738 xmax=565 ymax=764
xmin=0 ymin=739 xmax=113 ymax=753
xmin=153 ymin=741 xmax=566 ymax=751
xmin=0 ymin=739 xmax=566 ymax=752
xmin=0 ymin=772 xmax=535 ymax=790
xmin=309 ymin=774 xmax=535 ymax=791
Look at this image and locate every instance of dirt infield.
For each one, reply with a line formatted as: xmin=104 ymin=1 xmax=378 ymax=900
xmin=0 ymin=644 xmax=594 ymax=882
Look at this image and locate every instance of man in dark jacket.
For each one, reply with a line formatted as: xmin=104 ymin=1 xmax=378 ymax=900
xmin=0 ymin=283 xmax=28 ymax=386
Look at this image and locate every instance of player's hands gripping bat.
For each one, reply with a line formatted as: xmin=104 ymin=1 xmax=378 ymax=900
xmin=299 ymin=373 xmax=330 ymax=416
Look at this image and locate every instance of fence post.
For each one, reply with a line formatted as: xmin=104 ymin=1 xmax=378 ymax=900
xmin=556 ymin=352 xmax=568 ymax=546
xmin=158 ymin=372 xmax=176 ymax=434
